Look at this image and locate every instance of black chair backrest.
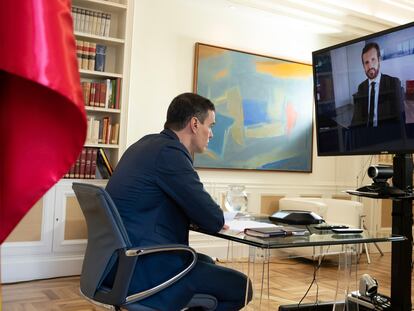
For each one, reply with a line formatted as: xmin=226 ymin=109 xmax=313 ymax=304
xmin=72 ymin=182 xmax=133 ymax=300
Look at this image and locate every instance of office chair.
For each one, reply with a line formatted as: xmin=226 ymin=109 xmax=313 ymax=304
xmin=72 ymin=182 xmax=217 ymax=311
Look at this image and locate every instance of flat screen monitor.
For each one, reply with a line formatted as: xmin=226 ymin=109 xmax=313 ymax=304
xmin=313 ymin=22 xmax=414 ymax=156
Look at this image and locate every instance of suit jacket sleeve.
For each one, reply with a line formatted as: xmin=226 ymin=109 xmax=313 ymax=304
xmin=155 ymin=145 xmax=224 ymax=233
xmin=351 ymin=80 xmax=368 ymax=127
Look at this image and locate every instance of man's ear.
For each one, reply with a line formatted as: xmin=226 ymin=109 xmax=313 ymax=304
xmin=190 ymin=117 xmax=198 ymax=133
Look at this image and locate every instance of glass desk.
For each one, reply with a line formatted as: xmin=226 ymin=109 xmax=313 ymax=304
xmin=192 ymin=215 xmax=405 ymax=310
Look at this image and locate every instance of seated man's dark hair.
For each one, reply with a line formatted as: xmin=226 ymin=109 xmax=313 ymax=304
xmin=164 ymin=93 xmax=215 ymax=131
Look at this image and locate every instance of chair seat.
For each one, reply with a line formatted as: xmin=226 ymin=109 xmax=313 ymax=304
xmin=122 ymin=303 xmax=155 ymax=311
xmin=184 ymin=293 xmax=218 ymax=310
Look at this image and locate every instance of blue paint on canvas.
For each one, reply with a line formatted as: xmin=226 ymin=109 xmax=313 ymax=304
xmin=242 ymin=99 xmax=270 ymax=126
xmin=208 ymin=113 xmax=234 ymax=156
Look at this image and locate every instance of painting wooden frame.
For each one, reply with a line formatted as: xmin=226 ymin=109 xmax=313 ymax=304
xmin=193 ymin=43 xmax=313 ymax=172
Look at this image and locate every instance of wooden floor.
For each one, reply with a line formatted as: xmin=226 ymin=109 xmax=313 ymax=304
xmin=1 ymin=252 xmax=412 ymax=310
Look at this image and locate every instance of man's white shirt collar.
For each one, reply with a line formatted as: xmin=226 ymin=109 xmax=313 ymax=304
xmin=369 ymin=72 xmax=381 ymax=85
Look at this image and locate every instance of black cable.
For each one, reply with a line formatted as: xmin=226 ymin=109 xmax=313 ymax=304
xmin=296 ymin=253 xmax=326 ymax=309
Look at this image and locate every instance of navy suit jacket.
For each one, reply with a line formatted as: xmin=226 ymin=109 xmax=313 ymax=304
xmin=106 ymin=129 xmax=224 ymax=295
xmin=351 ymin=74 xmax=403 ymax=128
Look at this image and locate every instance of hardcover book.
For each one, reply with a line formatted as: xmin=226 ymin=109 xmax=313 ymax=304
xmin=95 ymin=44 xmax=106 ymax=72
xmin=96 ymin=148 xmax=113 ymax=179
xmin=244 ymin=226 xmax=308 ymax=238
xmin=90 ymin=148 xmax=98 ymax=179
xmin=79 ymin=147 xmax=87 ymax=179
xmin=81 ymin=41 xmax=89 ymax=70
xmin=88 ymin=42 xmax=96 ymax=71
xmin=103 ymin=13 xmax=111 ymax=37
xmin=85 ymin=147 xmax=93 ymax=179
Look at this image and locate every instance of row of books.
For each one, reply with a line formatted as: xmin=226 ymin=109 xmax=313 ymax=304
xmin=86 ymin=116 xmax=120 ymax=145
xmin=72 ymin=7 xmax=111 ymax=37
xmin=76 ymin=40 xmax=106 ymax=72
xmin=82 ymin=78 xmax=121 ymax=109
xmin=64 ymin=148 xmax=113 ymax=179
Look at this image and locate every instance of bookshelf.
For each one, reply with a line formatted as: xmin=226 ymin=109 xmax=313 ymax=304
xmin=68 ymin=0 xmax=132 ymax=179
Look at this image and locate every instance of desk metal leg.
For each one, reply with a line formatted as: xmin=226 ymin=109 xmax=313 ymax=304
xmin=226 ymin=240 xmax=234 ymax=263
xmin=333 ymin=244 xmax=358 ymax=311
xmin=243 ymin=246 xmax=271 ymax=310
xmin=259 ymin=248 xmax=270 ymax=304
xmin=245 ymin=246 xmax=256 ymax=308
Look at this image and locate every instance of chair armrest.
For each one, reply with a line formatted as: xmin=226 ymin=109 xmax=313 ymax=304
xmin=123 ymin=244 xmax=197 ymax=304
xmin=125 ymin=244 xmax=196 ymax=257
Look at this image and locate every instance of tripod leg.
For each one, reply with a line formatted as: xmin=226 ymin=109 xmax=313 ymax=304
xmin=364 ymin=243 xmax=371 ymax=264
xmin=373 ymin=241 xmax=384 ymax=256
xmin=362 ymin=222 xmax=384 ymax=257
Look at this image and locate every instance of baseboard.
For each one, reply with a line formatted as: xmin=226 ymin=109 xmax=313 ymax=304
xmin=1 ymin=254 xmax=84 ymax=283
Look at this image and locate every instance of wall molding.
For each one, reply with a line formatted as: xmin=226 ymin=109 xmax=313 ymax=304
xmin=1 ymin=254 xmax=83 ymax=283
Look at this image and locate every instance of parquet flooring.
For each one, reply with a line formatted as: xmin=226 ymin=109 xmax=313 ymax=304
xmin=1 ymin=252 xmax=412 ymax=310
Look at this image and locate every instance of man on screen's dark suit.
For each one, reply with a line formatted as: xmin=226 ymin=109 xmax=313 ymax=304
xmin=106 ymin=93 xmax=252 ymax=311
xmin=351 ymin=42 xmax=403 ymax=128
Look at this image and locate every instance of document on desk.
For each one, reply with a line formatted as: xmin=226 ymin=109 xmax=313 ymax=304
xmin=225 ymin=220 xmax=279 ymax=232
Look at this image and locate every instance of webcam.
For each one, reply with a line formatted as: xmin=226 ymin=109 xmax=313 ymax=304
xmin=367 ymin=165 xmax=393 ymax=183
xmin=355 ymin=164 xmax=406 ymax=196
xmin=359 ymin=274 xmax=378 ymax=297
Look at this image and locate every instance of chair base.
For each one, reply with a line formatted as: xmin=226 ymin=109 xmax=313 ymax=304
xmin=79 ymin=289 xmax=116 ymax=310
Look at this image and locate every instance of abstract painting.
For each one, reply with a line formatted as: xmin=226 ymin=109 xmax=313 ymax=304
xmin=193 ymin=43 xmax=313 ymax=172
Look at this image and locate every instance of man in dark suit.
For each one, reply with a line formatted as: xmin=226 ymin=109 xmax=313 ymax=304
xmin=106 ymin=93 xmax=252 ymax=311
xmin=351 ymin=42 xmax=403 ymax=128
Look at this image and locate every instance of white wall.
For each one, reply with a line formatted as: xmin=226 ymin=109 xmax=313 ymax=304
xmin=127 ymin=0 xmax=365 ymax=203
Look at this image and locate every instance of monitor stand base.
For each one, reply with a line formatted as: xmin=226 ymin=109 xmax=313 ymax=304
xmin=278 ymin=301 xmax=345 ymax=310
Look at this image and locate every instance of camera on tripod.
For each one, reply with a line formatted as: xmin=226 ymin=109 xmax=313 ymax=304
xmin=356 ymin=165 xmax=406 ymax=196
xmin=367 ymin=165 xmax=393 ymax=184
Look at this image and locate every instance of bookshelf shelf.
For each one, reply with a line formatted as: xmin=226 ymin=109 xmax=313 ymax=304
xmin=84 ymin=143 xmax=120 ymax=149
xmin=85 ymin=106 xmax=121 ymax=113
xmin=79 ymin=69 xmax=123 ymax=78
xmin=74 ymin=31 xmax=125 ymax=45
xmin=72 ymin=0 xmax=127 ymax=13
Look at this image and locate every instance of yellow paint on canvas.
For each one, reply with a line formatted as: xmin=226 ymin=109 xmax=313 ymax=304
xmin=214 ymin=69 xmax=229 ymax=80
xmin=204 ymin=149 xmax=219 ymax=160
xmin=256 ymin=62 xmax=312 ymax=78
xmin=245 ymin=123 xmax=285 ymax=138
xmin=226 ymin=88 xmax=245 ymax=146
xmin=198 ymin=45 xmax=226 ymax=59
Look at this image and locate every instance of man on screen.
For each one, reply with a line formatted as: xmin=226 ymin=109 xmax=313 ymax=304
xmin=351 ymin=42 xmax=403 ymax=128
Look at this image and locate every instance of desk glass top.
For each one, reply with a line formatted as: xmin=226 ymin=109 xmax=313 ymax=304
xmin=193 ymin=215 xmax=405 ymax=249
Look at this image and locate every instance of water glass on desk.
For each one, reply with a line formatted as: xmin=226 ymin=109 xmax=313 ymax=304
xmin=225 ymin=184 xmax=248 ymax=212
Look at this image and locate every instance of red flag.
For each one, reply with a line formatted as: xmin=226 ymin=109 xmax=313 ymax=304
xmin=0 ymin=1 xmax=86 ymax=243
